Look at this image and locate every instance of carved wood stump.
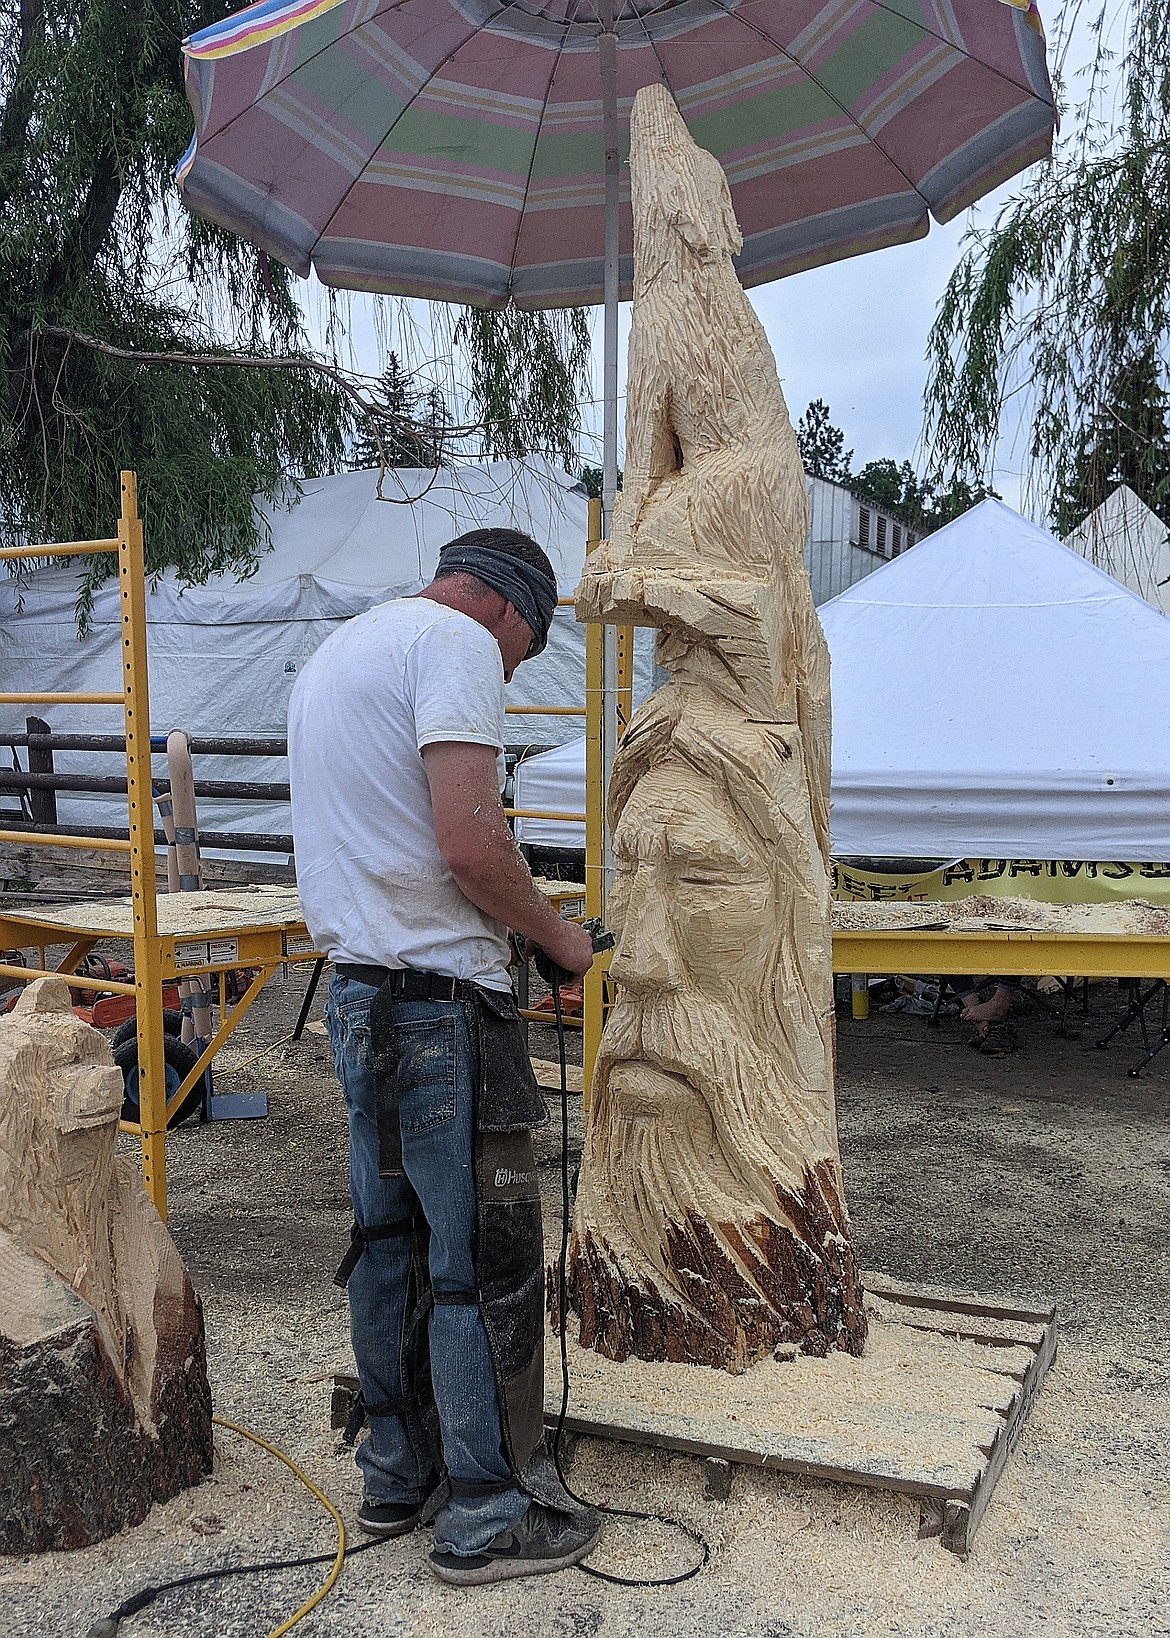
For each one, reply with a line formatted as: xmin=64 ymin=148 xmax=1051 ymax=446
xmin=0 ymin=978 xmax=212 ymax=1552
xmin=570 ymin=85 xmax=866 ymax=1373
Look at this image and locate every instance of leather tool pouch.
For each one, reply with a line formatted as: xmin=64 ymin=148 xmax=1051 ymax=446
xmin=466 ymin=985 xmax=548 ymax=1133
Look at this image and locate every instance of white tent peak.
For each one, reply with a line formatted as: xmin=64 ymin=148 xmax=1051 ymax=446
xmin=1061 ymin=485 xmax=1170 ymax=616
xmin=830 ymin=497 xmax=1167 ymax=618
xmin=819 ymin=499 xmax=1170 ymax=860
xmin=245 ymin=458 xmax=588 ymax=596
xmin=518 ymin=499 xmax=1170 ymax=861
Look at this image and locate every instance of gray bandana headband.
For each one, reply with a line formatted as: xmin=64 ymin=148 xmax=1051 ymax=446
xmin=437 ymin=543 xmax=558 ymax=657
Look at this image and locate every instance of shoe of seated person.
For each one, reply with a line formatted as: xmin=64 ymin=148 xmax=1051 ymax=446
xmin=428 ymin=1499 xmax=602 ymax=1585
xmin=356 ymin=1495 xmax=429 ymax=1537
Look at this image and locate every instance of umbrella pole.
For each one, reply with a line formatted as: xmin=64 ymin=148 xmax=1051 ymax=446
xmin=599 ymin=12 xmax=619 ymax=907
xmin=600 ymin=16 xmax=619 ymax=535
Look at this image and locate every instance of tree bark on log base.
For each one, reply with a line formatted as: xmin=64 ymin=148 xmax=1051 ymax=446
xmin=0 ymin=1235 xmax=212 ymax=1553
xmin=569 ymin=1162 xmax=865 ymax=1371
xmin=0 ymin=977 xmax=213 ymax=1553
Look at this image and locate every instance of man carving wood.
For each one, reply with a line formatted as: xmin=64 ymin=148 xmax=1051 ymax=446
xmin=572 ymin=85 xmax=866 ymax=1372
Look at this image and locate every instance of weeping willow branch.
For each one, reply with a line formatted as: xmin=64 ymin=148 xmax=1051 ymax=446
xmin=924 ymin=0 xmax=1170 ymax=531
xmin=32 ymin=324 xmax=512 ymax=493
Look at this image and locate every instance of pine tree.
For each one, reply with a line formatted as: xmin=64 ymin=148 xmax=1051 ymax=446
xmin=795 ymin=400 xmax=853 ymax=483
xmin=348 ymin=355 xmax=448 ymax=471
xmin=1052 ymin=350 xmax=1170 ymax=533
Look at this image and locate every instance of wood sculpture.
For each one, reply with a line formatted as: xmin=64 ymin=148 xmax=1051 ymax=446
xmin=0 ymin=978 xmax=212 ymax=1552
xmin=571 ymin=84 xmax=866 ymax=1372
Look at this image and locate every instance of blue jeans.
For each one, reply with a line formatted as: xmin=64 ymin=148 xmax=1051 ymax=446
xmin=325 ymin=973 xmax=529 ymax=1555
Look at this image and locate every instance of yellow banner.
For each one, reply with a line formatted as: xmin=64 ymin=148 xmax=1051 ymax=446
xmin=832 ymin=858 xmax=1170 ymax=907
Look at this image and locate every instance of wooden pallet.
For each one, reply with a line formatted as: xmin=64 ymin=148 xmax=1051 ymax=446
xmin=544 ymin=1271 xmax=1056 ymax=1556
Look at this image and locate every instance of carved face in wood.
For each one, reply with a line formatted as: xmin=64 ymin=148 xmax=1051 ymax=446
xmin=595 ymin=685 xmax=832 ymax=1166
xmin=609 ymin=761 xmax=773 ymax=997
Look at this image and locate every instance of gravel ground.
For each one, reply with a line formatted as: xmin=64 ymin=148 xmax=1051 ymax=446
xmin=3 ymin=974 xmax=1168 ymax=1638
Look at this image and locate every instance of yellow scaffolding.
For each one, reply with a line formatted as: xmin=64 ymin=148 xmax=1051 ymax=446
xmin=0 ymin=478 xmax=328 ymax=1221
xmin=0 ymin=475 xmax=172 ymax=1211
xmin=580 ymin=498 xmax=633 ymax=1107
xmin=0 ymin=491 xmax=615 ymax=1210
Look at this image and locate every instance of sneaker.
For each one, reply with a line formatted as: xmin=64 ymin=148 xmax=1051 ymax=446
xmin=356 ymin=1496 xmax=428 ymax=1537
xmin=428 ymin=1500 xmax=602 ymax=1586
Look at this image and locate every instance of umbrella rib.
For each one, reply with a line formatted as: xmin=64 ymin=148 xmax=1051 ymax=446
xmin=700 ymin=0 xmax=1052 ymax=216
xmin=630 ymin=3 xmax=673 ymax=96
xmin=505 ymin=0 xmax=564 ymax=293
xmin=863 ymin=0 xmax=1051 ymax=102
xmin=701 ymin=0 xmax=929 ymax=212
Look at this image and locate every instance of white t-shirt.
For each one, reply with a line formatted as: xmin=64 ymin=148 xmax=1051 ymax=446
xmin=288 ymin=597 xmax=511 ymax=991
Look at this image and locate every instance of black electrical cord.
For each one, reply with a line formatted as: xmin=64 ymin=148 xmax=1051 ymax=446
xmin=548 ymin=976 xmax=710 ymax=1588
xmin=87 ymin=1534 xmax=394 ymax=1636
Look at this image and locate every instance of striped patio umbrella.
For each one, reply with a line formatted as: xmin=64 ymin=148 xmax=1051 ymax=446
xmin=179 ymin=0 xmax=1054 ymax=311
xmin=179 ymin=0 xmax=1053 ymax=535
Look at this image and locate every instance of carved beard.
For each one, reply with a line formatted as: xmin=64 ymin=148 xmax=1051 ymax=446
xmin=584 ymin=986 xmax=840 ymax=1273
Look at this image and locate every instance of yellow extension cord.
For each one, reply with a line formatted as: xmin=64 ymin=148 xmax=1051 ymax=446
xmin=210 ymin=1415 xmax=346 ymax=1638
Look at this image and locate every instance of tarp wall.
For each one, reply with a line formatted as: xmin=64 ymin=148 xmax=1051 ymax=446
xmin=0 ymin=461 xmax=653 ymax=852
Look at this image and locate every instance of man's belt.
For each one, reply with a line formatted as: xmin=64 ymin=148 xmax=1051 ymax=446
xmin=336 ymin=963 xmax=462 ymax=1002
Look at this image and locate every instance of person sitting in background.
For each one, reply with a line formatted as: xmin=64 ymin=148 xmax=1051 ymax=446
xmin=947 ymin=977 xmax=1017 ymax=1054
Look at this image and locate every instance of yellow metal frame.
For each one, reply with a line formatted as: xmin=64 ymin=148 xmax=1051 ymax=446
xmin=834 ymin=928 xmax=1170 ymax=982
xmin=0 ymin=477 xmax=181 ymax=1211
xmin=0 ymin=476 xmax=333 ymax=1221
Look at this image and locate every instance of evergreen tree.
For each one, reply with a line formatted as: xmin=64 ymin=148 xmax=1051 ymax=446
xmin=1051 ymin=349 xmax=1170 ymax=533
xmin=349 ymin=355 xmax=448 ymax=470
xmin=795 ymin=399 xmax=853 ymax=483
xmin=926 ymin=0 xmax=1169 ymax=528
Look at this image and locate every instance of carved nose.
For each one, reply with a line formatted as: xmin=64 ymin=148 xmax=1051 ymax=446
xmin=609 ymin=865 xmax=684 ymax=995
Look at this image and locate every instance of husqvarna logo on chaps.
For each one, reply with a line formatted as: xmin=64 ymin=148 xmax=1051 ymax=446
xmin=494 ymin=1167 xmax=534 ymax=1189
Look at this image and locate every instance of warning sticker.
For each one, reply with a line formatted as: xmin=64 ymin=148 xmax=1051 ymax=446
xmin=174 ymin=937 xmax=239 ymax=970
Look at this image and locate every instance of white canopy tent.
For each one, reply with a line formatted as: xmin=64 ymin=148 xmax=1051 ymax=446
xmin=0 ymin=460 xmax=652 ymax=850
xmin=1062 ymin=485 xmax=1170 ymax=616
xmin=514 ymin=500 xmax=1170 ymax=862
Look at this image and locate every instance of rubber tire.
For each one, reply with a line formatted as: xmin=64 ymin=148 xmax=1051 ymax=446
xmin=115 ymin=1032 xmax=204 ymax=1128
xmin=111 ymin=1009 xmax=185 ymax=1051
